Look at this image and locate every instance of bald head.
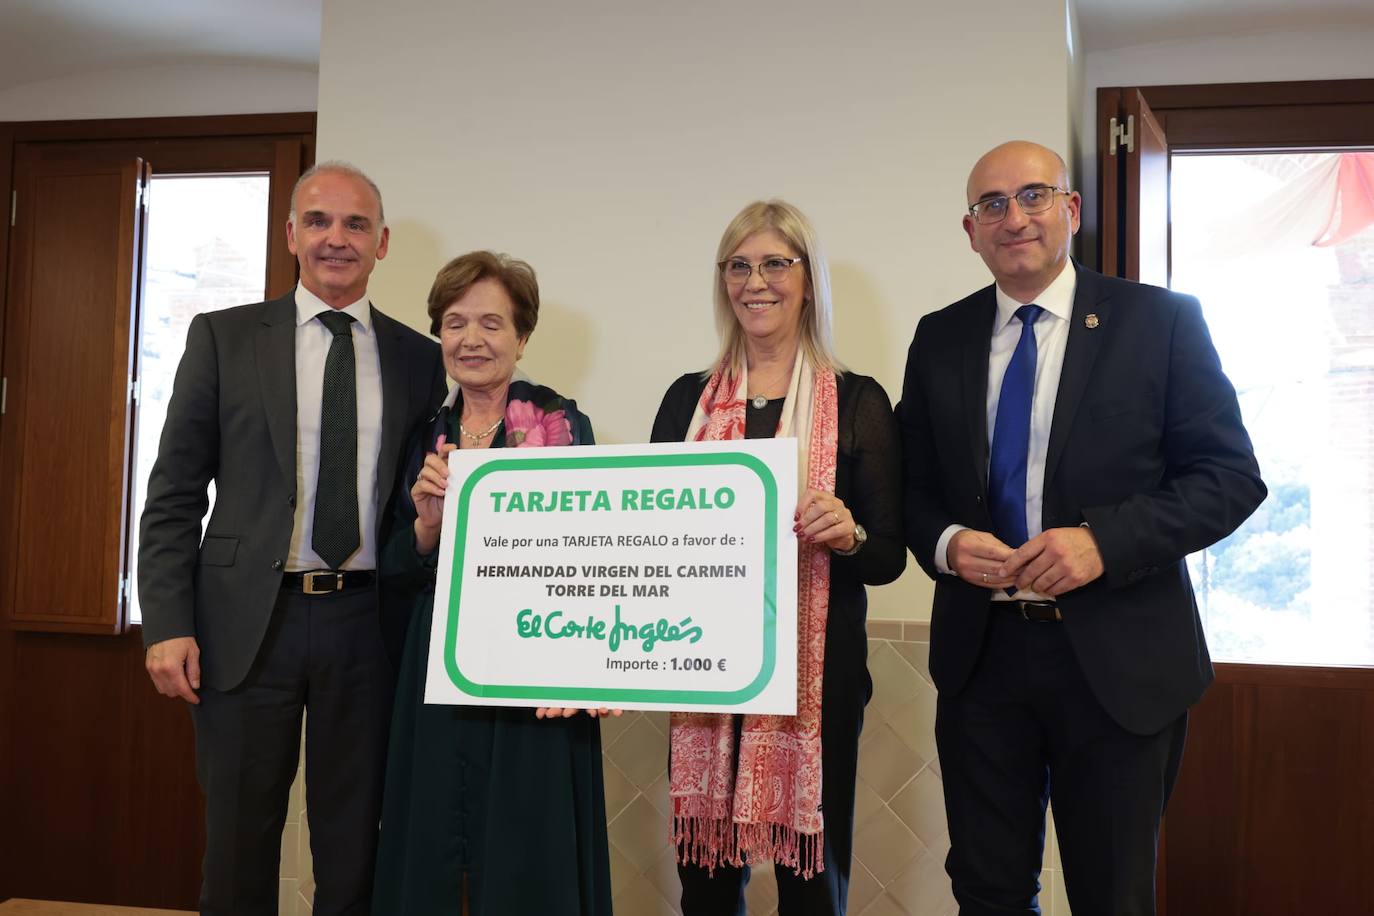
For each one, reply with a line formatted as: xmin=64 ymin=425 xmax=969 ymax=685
xmin=961 ymin=140 xmax=1080 ymax=303
xmin=966 ymin=141 xmax=1070 ymax=206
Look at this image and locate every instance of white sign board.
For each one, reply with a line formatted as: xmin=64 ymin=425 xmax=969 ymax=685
xmin=424 ymin=439 xmax=798 ymax=713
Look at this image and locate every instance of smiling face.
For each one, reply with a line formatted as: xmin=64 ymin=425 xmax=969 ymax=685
xmin=723 ymin=229 xmax=810 ymax=350
xmin=438 ymin=277 xmax=527 ymax=395
xmin=286 ymin=170 xmax=389 ymax=308
xmin=962 ymin=141 xmax=1080 ymax=303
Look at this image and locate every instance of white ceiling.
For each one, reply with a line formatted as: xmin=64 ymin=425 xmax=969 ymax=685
xmin=0 ymin=0 xmax=1371 ymax=93
xmin=0 ymin=0 xmax=321 ymax=91
xmin=1078 ymin=0 xmax=1374 ymax=52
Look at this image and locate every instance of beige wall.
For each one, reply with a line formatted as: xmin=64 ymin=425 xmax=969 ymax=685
xmin=317 ymin=0 xmax=1075 ymax=620
xmin=288 ymin=4 xmax=1086 ymax=911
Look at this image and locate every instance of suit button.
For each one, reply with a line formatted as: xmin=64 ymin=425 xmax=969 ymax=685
xmin=975 ymin=496 xmax=983 ymax=505
xmin=288 ymin=495 xmax=296 ymax=508
xmin=272 ymin=559 xmax=284 ymax=570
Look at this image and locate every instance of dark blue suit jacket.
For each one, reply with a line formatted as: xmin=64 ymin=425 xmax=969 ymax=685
xmin=898 ymin=263 xmax=1265 ymax=735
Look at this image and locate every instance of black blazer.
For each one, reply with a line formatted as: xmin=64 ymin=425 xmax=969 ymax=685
xmin=651 ymin=370 xmax=908 ymax=601
xmin=897 ymin=264 xmax=1265 ymax=735
xmin=138 ymin=290 xmax=446 ymax=691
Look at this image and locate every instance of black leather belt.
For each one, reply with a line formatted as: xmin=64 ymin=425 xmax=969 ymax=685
xmin=995 ymin=599 xmax=1062 ymax=622
xmin=281 ymin=570 xmax=376 ymax=595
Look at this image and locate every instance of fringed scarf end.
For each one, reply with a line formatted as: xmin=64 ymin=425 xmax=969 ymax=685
xmin=733 ymin=822 xmax=826 ymax=879
xmin=671 ymin=815 xmax=742 ymax=876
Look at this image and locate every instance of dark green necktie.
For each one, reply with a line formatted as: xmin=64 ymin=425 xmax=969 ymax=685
xmin=312 ymin=310 xmax=359 ymax=570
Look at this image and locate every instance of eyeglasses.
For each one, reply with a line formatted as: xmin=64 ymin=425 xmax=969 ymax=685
xmin=719 ymin=256 xmax=805 ymax=285
xmin=968 ymin=186 xmax=1069 ymax=225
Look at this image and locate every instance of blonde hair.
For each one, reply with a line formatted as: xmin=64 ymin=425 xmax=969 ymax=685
xmin=710 ymin=199 xmax=840 ymax=374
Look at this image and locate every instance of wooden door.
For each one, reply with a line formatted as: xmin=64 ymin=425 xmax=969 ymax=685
xmin=0 ymin=113 xmax=314 ymax=908
xmin=1096 ymin=80 xmax=1374 ymax=916
xmin=1 ymin=145 xmax=148 ymax=634
xmin=1098 ymin=87 xmax=1170 ymax=286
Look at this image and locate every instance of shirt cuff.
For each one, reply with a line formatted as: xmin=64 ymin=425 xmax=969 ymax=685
xmin=934 ymin=524 xmax=968 ymax=575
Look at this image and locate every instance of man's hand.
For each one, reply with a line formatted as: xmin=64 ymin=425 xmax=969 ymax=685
xmin=999 ymin=527 xmax=1104 ymax=597
xmin=947 ymin=529 xmax=1018 ymax=590
xmin=146 ymin=636 xmax=202 ymax=704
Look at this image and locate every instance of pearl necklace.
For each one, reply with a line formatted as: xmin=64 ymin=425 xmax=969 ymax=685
xmin=458 ymin=416 xmax=503 ymax=443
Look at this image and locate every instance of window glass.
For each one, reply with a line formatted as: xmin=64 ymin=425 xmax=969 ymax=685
xmin=1172 ymin=151 xmax=1374 ymax=664
xmin=128 ymin=174 xmax=270 ymax=625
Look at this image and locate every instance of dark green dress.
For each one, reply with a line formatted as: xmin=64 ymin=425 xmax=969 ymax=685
xmin=372 ymin=383 xmax=612 ymax=916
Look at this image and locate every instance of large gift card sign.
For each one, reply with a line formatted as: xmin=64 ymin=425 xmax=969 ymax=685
xmin=424 ymin=439 xmax=798 ymax=713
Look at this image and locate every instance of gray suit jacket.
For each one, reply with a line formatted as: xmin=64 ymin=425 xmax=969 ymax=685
xmin=138 ymin=290 xmax=446 ymax=691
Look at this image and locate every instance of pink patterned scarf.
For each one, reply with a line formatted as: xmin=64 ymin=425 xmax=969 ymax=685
xmin=669 ymin=354 xmax=839 ymax=878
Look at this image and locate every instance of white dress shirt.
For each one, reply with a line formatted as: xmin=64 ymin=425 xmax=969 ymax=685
xmin=934 ymin=261 xmax=1078 ymax=600
xmin=286 ymin=285 xmax=384 ymax=572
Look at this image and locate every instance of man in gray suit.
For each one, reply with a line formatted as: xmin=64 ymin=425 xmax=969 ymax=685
xmin=139 ymin=161 xmax=446 ymax=915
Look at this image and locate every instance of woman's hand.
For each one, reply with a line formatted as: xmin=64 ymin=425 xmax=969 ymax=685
xmin=795 ymin=488 xmax=858 ymax=553
xmin=413 ymin=434 xmax=458 ymax=554
xmin=535 ymin=707 xmax=624 ymax=719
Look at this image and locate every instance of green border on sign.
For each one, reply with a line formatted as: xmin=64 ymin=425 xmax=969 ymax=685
xmin=442 ymin=452 xmax=778 ymax=705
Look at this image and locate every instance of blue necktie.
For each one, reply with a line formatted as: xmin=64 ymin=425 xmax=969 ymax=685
xmin=988 ymin=304 xmax=1043 ymax=551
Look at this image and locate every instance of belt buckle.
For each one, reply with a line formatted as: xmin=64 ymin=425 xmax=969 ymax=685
xmin=303 ymin=571 xmax=342 ymax=595
xmin=1016 ymin=600 xmax=1060 ymax=622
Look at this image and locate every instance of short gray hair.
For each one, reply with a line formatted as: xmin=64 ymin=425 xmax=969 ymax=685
xmin=288 ymin=160 xmax=385 ymax=225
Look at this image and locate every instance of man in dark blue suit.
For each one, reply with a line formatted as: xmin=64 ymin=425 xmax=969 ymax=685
xmin=898 ymin=141 xmax=1265 ymax=915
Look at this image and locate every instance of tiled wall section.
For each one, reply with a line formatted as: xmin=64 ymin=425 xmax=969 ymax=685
xmin=282 ymin=622 xmax=1072 ymax=915
xmin=280 ymin=731 xmax=314 ymax=915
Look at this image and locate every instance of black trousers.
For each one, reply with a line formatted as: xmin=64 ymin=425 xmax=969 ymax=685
xmin=678 ymin=619 xmax=868 ymax=916
xmin=191 ymin=585 xmax=395 ymax=916
xmin=936 ymin=608 xmax=1188 ymax=916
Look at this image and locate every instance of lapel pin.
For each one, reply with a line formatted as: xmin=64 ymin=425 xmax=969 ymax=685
xmin=1084 ymin=313 xmax=1099 ymax=329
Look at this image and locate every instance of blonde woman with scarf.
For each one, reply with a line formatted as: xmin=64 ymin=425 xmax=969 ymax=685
xmin=651 ymin=200 xmax=906 ymax=915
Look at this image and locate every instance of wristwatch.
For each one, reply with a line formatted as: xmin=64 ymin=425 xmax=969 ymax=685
xmin=833 ymin=523 xmax=867 ymax=556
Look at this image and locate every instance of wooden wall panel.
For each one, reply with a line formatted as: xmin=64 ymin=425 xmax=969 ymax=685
xmin=1164 ymin=668 xmax=1374 ymax=916
xmin=0 ymin=627 xmax=203 ymax=907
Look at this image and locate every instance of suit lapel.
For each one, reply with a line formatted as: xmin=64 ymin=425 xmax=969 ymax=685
xmin=372 ymin=306 xmax=410 ymax=521
xmin=255 ymin=293 xmax=298 ymax=490
xmin=1044 ymin=265 xmax=1112 ymax=488
xmin=963 ymin=287 xmax=997 ymax=500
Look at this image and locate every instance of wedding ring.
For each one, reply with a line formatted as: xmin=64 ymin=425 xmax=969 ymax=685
xmin=831 ymin=511 xmax=840 ymax=525
xmin=982 ymin=572 xmax=989 ymax=583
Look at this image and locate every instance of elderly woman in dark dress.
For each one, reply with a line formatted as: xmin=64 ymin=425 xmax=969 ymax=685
xmin=372 ymin=251 xmax=612 ymax=916
xmin=653 ymin=200 xmax=906 ymax=916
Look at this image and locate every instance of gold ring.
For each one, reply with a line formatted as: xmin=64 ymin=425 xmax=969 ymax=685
xmin=982 ymin=572 xmax=988 ymax=583
xmin=831 ymin=511 xmax=840 ymax=525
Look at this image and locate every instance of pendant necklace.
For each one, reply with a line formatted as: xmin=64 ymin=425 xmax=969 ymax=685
xmin=459 ymin=416 xmax=503 ymax=443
